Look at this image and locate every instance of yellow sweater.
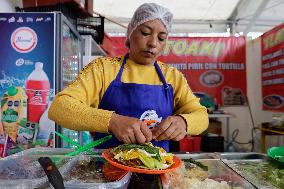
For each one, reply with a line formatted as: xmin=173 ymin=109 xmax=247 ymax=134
xmin=48 ymin=55 xmax=208 ymax=135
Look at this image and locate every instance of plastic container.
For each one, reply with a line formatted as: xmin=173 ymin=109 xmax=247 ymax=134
xmin=62 ymin=155 xmax=131 ymax=189
xmin=199 ymin=159 xmax=255 ymax=188
xmin=0 ymin=154 xmax=73 ymax=189
xmin=161 ymin=159 xmax=255 ymax=189
xmin=9 ymin=147 xmax=74 ymax=157
xmin=179 ymin=136 xmax=201 ymax=152
xmin=267 ymin=146 xmax=284 ymax=164
xmin=9 ymin=147 xmax=101 ymax=160
xmin=201 ymin=135 xmax=224 ymax=152
xmin=223 ymin=159 xmax=284 ymax=189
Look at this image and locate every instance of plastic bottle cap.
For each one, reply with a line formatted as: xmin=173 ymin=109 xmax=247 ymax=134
xmin=7 ymin=86 xmax=18 ymax=96
xmin=35 ymin=62 xmax=43 ymax=70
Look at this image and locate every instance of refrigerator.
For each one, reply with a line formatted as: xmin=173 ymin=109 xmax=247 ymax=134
xmin=0 ymin=12 xmax=89 ymax=154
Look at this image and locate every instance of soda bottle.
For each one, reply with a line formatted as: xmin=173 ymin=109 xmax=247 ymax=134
xmin=26 ymin=62 xmax=50 ymax=123
xmin=36 ymin=102 xmax=54 ymax=147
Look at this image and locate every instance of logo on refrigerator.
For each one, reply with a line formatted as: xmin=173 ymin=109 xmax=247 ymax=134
xmin=45 ymin=17 xmax=51 ymax=22
xmin=10 ymin=27 xmax=37 ymax=53
xmin=0 ymin=17 xmax=7 ymax=22
xmin=15 ymin=58 xmax=25 ymax=66
xmin=36 ymin=17 xmax=43 ymax=22
xmin=17 ymin=17 xmax=23 ymax=23
xmin=8 ymin=17 xmax=15 ymax=23
xmin=26 ymin=17 xmax=33 ymax=22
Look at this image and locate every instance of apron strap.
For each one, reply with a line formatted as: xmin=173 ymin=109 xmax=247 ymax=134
xmin=154 ymin=62 xmax=170 ymax=90
xmin=115 ymin=53 xmax=169 ymax=89
xmin=114 ymin=53 xmax=129 ymax=83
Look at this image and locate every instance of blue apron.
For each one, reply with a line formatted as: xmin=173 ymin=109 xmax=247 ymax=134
xmin=94 ymin=53 xmax=174 ymax=151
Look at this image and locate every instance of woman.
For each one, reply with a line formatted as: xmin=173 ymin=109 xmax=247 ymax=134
xmin=48 ymin=3 xmax=208 ymax=152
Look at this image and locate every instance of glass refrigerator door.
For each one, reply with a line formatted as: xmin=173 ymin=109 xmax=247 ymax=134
xmin=61 ymin=21 xmax=82 ymax=148
xmin=62 ymin=23 xmax=80 ymax=89
xmin=57 ymin=15 xmax=93 ymax=148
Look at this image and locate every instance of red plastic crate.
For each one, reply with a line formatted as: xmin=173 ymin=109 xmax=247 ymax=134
xmin=179 ymin=136 xmax=201 ymax=152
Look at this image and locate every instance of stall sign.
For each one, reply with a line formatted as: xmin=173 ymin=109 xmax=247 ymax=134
xmin=101 ymin=35 xmax=247 ymax=106
xmin=261 ymin=22 xmax=284 ymax=111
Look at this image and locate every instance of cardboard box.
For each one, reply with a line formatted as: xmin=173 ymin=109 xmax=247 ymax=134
xmin=208 ymin=120 xmax=222 ymax=135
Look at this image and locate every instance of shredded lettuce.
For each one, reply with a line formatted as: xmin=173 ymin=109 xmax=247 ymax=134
xmin=111 ymin=143 xmax=161 ymax=161
xmin=138 ymin=153 xmax=164 ymax=169
xmin=110 ymin=143 xmax=173 ymax=169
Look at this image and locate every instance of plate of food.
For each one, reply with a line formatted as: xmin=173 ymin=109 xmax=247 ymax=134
xmin=102 ymin=143 xmax=181 ymax=174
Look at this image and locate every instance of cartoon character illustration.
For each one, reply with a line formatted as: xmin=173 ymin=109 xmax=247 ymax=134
xmin=1 ymin=86 xmax=27 ymax=141
xmin=16 ymin=118 xmax=39 ymax=145
xmin=139 ymin=110 xmax=162 ymax=129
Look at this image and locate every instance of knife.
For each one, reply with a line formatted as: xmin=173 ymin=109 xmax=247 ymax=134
xmin=38 ymin=157 xmax=65 ymax=189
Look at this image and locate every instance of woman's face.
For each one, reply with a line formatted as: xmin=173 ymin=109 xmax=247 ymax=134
xmin=129 ymin=19 xmax=168 ymax=65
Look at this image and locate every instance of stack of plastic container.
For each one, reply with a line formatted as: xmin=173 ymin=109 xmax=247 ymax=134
xmin=62 ymin=155 xmax=131 ymax=189
xmin=1 ymin=148 xmax=131 ymax=189
xmin=0 ymin=153 xmax=73 ymax=188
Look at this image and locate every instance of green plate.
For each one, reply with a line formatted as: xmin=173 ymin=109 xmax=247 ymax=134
xmin=267 ymin=146 xmax=284 ymax=164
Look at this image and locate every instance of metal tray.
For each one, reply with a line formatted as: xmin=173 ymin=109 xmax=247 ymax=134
xmin=218 ymin=152 xmax=268 ymax=160
xmin=162 ymin=159 xmax=255 ymax=189
xmin=175 ymin=152 xmax=218 ymax=159
xmin=223 ymin=159 xmax=283 ymax=189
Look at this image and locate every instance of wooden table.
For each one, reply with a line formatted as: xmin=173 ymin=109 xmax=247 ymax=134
xmin=258 ymin=127 xmax=284 ymax=153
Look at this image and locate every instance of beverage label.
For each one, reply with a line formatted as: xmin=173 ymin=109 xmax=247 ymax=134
xmin=1 ymin=86 xmax=27 ymax=141
xmin=3 ymin=135 xmax=23 ymax=157
xmin=16 ymin=118 xmax=39 ymax=145
xmin=26 ymin=79 xmax=50 ymax=123
xmin=26 ymin=89 xmax=49 ymax=106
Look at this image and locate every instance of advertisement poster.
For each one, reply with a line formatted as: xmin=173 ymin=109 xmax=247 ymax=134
xmin=0 ymin=13 xmax=55 ymax=156
xmin=102 ymin=35 xmax=247 ymax=106
xmin=261 ymin=23 xmax=284 ymax=112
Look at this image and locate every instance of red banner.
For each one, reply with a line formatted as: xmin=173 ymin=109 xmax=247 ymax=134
xmin=261 ymin=23 xmax=284 ymax=111
xmin=101 ymin=35 xmax=246 ymax=106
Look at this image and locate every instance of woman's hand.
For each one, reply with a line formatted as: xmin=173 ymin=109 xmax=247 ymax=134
xmin=151 ymin=116 xmax=187 ymax=141
xmin=108 ymin=113 xmax=152 ymax=144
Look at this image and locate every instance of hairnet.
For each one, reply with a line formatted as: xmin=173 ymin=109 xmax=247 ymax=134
xmin=125 ymin=3 xmax=173 ymax=48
